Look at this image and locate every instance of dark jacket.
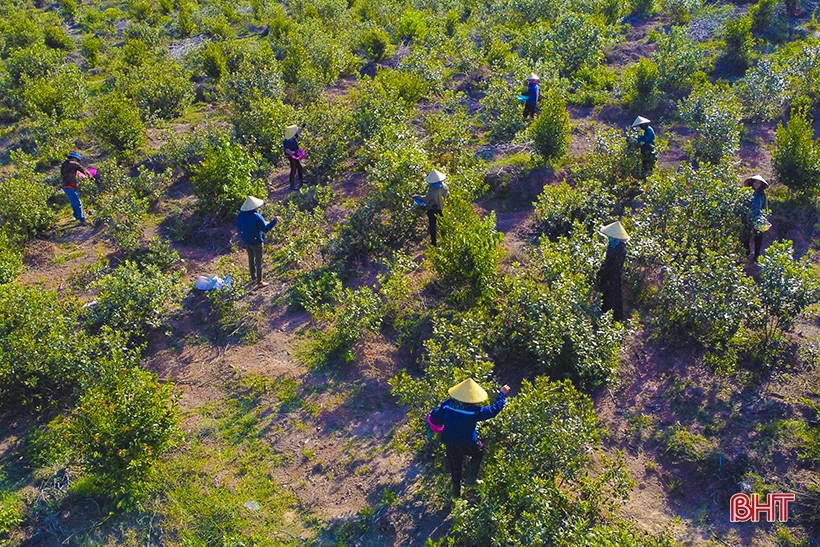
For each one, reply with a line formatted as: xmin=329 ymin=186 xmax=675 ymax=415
xmin=636 ymin=125 xmax=656 ymax=147
xmin=430 ymin=392 xmax=507 ymax=444
xmin=61 ymin=159 xmax=90 ymax=189
xmin=236 ymin=211 xmax=276 ymax=245
xmin=283 ymin=137 xmax=299 ymax=158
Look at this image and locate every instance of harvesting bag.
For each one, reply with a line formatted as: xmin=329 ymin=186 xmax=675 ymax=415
xmin=77 ymin=167 xmax=98 ymax=179
xmin=426 ymin=412 xmax=444 ymax=439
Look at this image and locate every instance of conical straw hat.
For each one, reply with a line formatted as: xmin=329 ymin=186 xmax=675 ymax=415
xmin=631 ymin=116 xmax=650 ymax=127
xmin=599 ymin=221 xmax=630 ymax=241
xmin=284 ymin=125 xmax=299 ymax=139
xmin=426 ymin=169 xmax=447 ymax=184
xmin=448 ymin=378 xmax=488 ymax=403
xmin=527 ymin=73 xmax=540 ymax=81
xmin=241 ymin=196 xmax=264 ymax=212
xmin=743 ymin=175 xmax=769 ymax=189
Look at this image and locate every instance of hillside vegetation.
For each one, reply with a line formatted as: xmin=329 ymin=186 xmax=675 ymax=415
xmin=2 ymin=0 xmax=820 ymax=545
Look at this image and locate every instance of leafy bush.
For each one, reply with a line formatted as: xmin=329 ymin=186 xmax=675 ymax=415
xmin=662 ymin=0 xmax=701 ymax=24
xmin=397 ymin=10 xmax=428 ymax=41
xmin=17 ymin=64 xmax=87 ymax=118
xmin=301 ymin=98 xmax=355 ymax=184
xmin=573 ymin=126 xmax=642 ymax=194
xmin=620 ymin=58 xmax=660 ymax=110
xmin=0 ymin=150 xmax=54 ymax=241
xmin=118 ymin=60 xmax=193 ymax=120
xmin=70 ymin=362 xmax=179 ymax=503
xmin=773 ymin=107 xmax=820 ymax=193
xmin=4 ymin=44 xmax=64 ymax=87
xmin=734 ymin=58 xmax=790 ymax=122
xmin=80 ymin=35 xmax=103 ymax=66
xmin=231 ymin=97 xmax=296 ymax=164
xmin=750 ymin=0 xmax=778 ymax=33
xmin=97 ymin=187 xmax=149 ymax=253
xmin=654 ymin=26 xmax=709 ymax=96
xmin=550 ymin=12 xmax=607 ymax=75
xmin=0 ymin=230 xmax=23 ymax=285
xmin=427 ymin=197 xmax=504 ymax=303
xmin=679 ymin=80 xmax=743 ymax=164
xmin=534 ymin=180 xmax=615 ymax=241
xmin=479 ymin=77 xmax=526 ymax=143
xmin=86 ymin=261 xmax=181 ymax=344
xmin=44 ymin=26 xmax=74 ymax=51
xmin=199 ymin=41 xmax=227 ymax=81
xmin=530 ymin=89 xmax=571 ymax=164
xmin=92 ymin=92 xmax=147 ymax=158
xmin=190 ymin=139 xmax=266 ymax=217
xmin=359 ymin=27 xmax=394 ymax=62
xmin=720 ymin=16 xmax=754 ymax=73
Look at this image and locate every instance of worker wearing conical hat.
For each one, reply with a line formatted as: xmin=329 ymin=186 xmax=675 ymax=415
xmin=631 ymin=116 xmax=656 ymax=178
xmin=743 ymin=175 xmax=770 ymax=261
xmin=597 ymin=221 xmax=629 ymax=322
xmin=523 ymin=73 xmax=540 ymax=120
xmin=236 ymin=196 xmax=278 ymax=287
xmin=415 ymin=169 xmax=450 ymax=247
xmin=283 ymin=124 xmax=303 ymax=190
xmin=429 ymin=378 xmax=511 ymax=498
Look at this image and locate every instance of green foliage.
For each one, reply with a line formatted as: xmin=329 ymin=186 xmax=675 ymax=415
xmin=0 ymin=230 xmax=23 ymax=285
xmin=679 ymin=80 xmax=743 ymax=164
xmin=664 ymin=422 xmax=716 ymax=464
xmin=720 ymin=16 xmax=754 ymax=73
xmin=397 ymin=10 xmax=428 ymax=41
xmin=427 ymin=197 xmax=504 ymax=303
xmin=654 ymin=26 xmax=709 ymax=96
xmin=631 ymin=0 xmax=656 ymax=17
xmin=176 ymin=2 xmax=195 ymax=37
xmin=44 ymin=26 xmax=73 ymax=51
xmin=118 ymin=60 xmax=193 ymax=120
xmin=575 ymin=127 xmax=642 ymax=194
xmin=750 ymin=0 xmax=779 ymax=33
xmin=0 ymin=490 xmax=24 ymax=539
xmin=86 ymin=261 xmax=181 ymax=344
xmin=93 ymin=92 xmax=147 ymax=159
xmin=359 ymin=28 xmax=394 ymax=62
xmin=621 ymin=58 xmax=661 ymax=110
xmin=479 ymin=77 xmax=527 ymax=143
xmin=97 ymin=186 xmax=149 ymax=254
xmin=550 ymin=12 xmax=607 ymax=75
xmin=200 ymin=42 xmax=227 ymax=81
xmin=662 ymin=0 xmax=701 ymax=24
xmin=534 ymin=180 xmax=615 ymax=241
xmin=190 ymin=139 xmax=266 ymax=218
xmin=0 ymin=150 xmax=54 ymax=241
xmin=773 ymin=107 xmax=820 ymax=193
xmin=5 ymin=43 xmax=64 ymax=87
xmin=79 ymin=34 xmax=103 ymax=66
xmin=301 ymin=98 xmax=355 ymax=184
xmin=70 ymin=363 xmax=179 ymax=503
xmin=734 ymin=58 xmax=790 ymax=122
xmin=2 ymin=13 xmax=42 ymax=52
xmin=231 ymin=97 xmax=296 ymax=164
xmin=530 ymin=89 xmax=571 ymax=164
xmin=17 ymin=64 xmax=87 ymax=118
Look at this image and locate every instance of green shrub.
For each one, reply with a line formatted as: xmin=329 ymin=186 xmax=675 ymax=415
xmin=18 ymin=64 xmax=87 ymax=118
xmin=773 ymin=107 xmax=820 ymax=193
xmin=679 ymin=80 xmax=743 ymax=164
xmin=231 ymin=97 xmax=296 ymax=164
xmin=44 ymin=26 xmax=74 ymax=51
xmin=573 ymin=126 xmax=642 ymax=193
xmin=664 ymin=423 xmax=716 ymax=464
xmin=479 ymin=77 xmax=526 ymax=143
xmin=3 ymin=13 xmax=42 ymax=51
xmin=621 ymin=58 xmax=660 ymax=110
xmin=120 ymin=38 xmax=152 ymax=66
xmin=534 ymin=180 xmax=615 ymax=241
xmin=631 ymin=0 xmax=656 ymax=17
xmin=427 ymin=197 xmax=504 ymax=303
xmin=80 ymin=34 xmax=103 ymax=67
xmin=550 ymin=12 xmax=607 ymax=75
xmin=60 ymin=0 xmax=79 ymax=20
xmin=0 ymin=150 xmax=54 ymax=241
xmin=301 ymin=98 xmax=355 ymax=184
xmin=5 ymin=44 xmax=64 ymax=87
xmin=97 ymin=188 xmax=149 ymax=253
xmin=199 ymin=42 xmax=227 ymax=81
xmin=190 ymin=139 xmax=266 ymax=218
xmin=118 ymin=60 xmax=193 ymax=120
xmin=397 ymin=10 xmax=427 ymax=41
xmin=750 ymin=0 xmax=778 ymax=33
xmin=0 ymin=230 xmax=22 ymax=285
xmin=93 ymin=92 xmax=146 ymax=158
xmin=720 ymin=16 xmax=754 ymax=73
xmin=359 ymin=27 xmax=393 ymax=61
xmin=662 ymin=0 xmax=701 ymax=24
xmin=70 ymin=363 xmax=179 ymax=503
xmin=734 ymin=58 xmax=790 ymax=122
xmin=654 ymin=26 xmax=709 ymax=96
xmin=86 ymin=261 xmax=181 ymax=343
xmin=530 ymin=89 xmax=571 ymax=164
xmin=0 ymin=490 xmax=24 ymax=538
xmin=176 ymin=1 xmax=195 ymax=37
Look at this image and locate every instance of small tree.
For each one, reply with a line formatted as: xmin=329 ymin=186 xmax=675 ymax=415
xmin=190 ymin=139 xmax=266 ymax=217
xmin=679 ymin=80 xmax=743 ymax=164
xmin=93 ymin=92 xmax=146 ymax=159
xmin=773 ymin=107 xmax=820 ymax=192
xmin=530 ymin=89 xmax=571 ymax=164
xmin=0 ymin=150 xmax=54 ymax=241
xmin=720 ymin=16 xmax=754 ymax=73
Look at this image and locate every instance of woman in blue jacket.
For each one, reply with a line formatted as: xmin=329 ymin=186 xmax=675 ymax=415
xmin=236 ymin=196 xmax=278 ymax=287
xmin=430 ymin=378 xmax=511 ymax=497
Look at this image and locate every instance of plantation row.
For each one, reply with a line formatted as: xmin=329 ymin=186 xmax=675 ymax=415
xmin=2 ymin=0 xmax=820 ymax=543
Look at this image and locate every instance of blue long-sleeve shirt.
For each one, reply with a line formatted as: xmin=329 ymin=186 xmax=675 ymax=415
xmin=526 ymin=82 xmax=540 ymax=105
xmin=430 ymin=392 xmax=507 ymax=444
xmin=236 ymin=211 xmax=276 ymax=245
xmin=637 ymin=125 xmax=656 ymax=146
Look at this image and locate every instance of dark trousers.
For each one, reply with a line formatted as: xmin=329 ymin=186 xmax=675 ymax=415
xmin=427 ymin=209 xmax=442 ymax=247
xmin=523 ymin=102 xmax=537 ymax=119
xmin=288 ymin=157 xmax=303 ymax=189
xmin=246 ymin=243 xmax=263 ymax=283
xmin=445 ymin=441 xmax=485 ymax=497
xmin=746 ymin=232 xmax=763 ymax=258
xmin=640 ymin=144 xmax=656 ymax=178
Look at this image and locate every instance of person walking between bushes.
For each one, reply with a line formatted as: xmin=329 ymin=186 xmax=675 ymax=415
xmin=597 ymin=220 xmax=629 ymax=323
xmin=523 ymin=73 xmax=540 ymax=120
xmin=631 ymin=116 xmax=656 ymax=178
xmin=413 ymin=169 xmax=449 ymax=247
xmin=61 ymin=151 xmax=92 ymax=224
xmin=236 ymin=196 xmax=278 ymax=288
xmin=283 ymin=124 xmax=304 ymax=190
xmin=430 ymin=378 xmax=511 ymax=498
xmin=743 ymin=175 xmax=770 ymax=261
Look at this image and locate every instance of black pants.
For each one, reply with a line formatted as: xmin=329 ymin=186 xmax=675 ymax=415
xmin=246 ymin=243 xmax=263 ymax=283
xmin=746 ymin=232 xmax=763 ymax=259
xmin=445 ymin=441 xmax=485 ymax=497
xmin=640 ymin=144 xmax=656 ymax=178
xmin=523 ymin=102 xmax=537 ymax=119
xmin=427 ymin=209 xmax=442 ymax=247
xmin=288 ymin=157 xmax=303 ymax=189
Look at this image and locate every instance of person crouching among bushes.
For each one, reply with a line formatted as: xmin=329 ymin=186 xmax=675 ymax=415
xmin=236 ymin=196 xmax=278 ymax=288
xmin=61 ymin=151 xmax=92 ymax=224
xmin=430 ymin=378 xmax=511 ymax=498
xmin=283 ymin=124 xmax=304 ymax=190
